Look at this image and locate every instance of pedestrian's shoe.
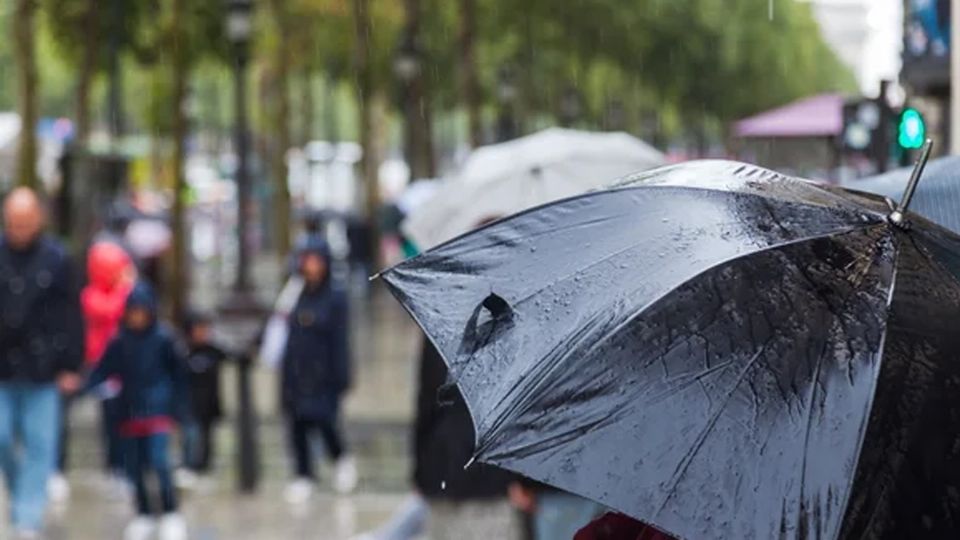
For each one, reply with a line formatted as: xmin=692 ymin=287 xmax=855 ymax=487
xmin=174 ymin=468 xmax=198 ymax=490
xmin=104 ymin=471 xmax=132 ymax=501
xmin=284 ymin=477 xmax=315 ymax=504
xmin=158 ymin=513 xmax=188 ymax=540
xmin=47 ymin=472 xmax=71 ymax=503
xmin=334 ymin=455 xmax=359 ymax=494
xmin=123 ymin=516 xmax=156 ymax=540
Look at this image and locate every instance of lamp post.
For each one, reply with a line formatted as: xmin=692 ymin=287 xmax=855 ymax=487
xmin=222 ymin=0 xmax=260 ymax=314
xmin=496 ymin=65 xmax=518 ymax=142
xmin=221 ymin=1 xmax=263 ymax=494
xmin=393 ymin=34 xmax=422 ymax=179
xmin=559 ymin=86 xmax=583 ymax=128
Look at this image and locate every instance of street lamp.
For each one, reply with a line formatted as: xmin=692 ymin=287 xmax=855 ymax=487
xmin=393 ymin=35 xmax=421 ymax=84
xmin=221 ymin=0 xmax=262 ymax=496
xmin=393 ymin=34 xmax=422 ymax=179
xmin=221 ymin=0 xmax=261 ymax=314
xmin=559 ymin=86 xmax=583 ymax=128
xmin=496 ymin=65 xmax=518 ymax=142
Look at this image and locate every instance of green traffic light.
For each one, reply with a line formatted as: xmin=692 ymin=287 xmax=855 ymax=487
xmin=899 ymin=108 xmax=926 ymax=150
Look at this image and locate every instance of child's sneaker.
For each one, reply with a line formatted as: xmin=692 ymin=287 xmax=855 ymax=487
xmin=158 ymin=513 xmax=188 ymax=540
xmin=123 ymin=516 xmax=156 ymax=540
xmin=284 ymin=477 xmax=314 ymax=504
xmin=174 ymin=468 xmax=198 ymax=490
xmin=334 ymin=455 xmax=358 ymax=494
xmin=47 ymin=473 xmax=70 ymax=503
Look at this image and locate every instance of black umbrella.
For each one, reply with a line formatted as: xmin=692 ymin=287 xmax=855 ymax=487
xmin=381 ymin=148 xmax=960 ymax=539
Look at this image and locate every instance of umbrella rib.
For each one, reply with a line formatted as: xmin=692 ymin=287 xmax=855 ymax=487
xmin=655 ymin=339 xmax=773 ymax=515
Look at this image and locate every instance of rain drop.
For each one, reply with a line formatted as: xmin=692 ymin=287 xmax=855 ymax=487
xmin=441 ymin=481 xmax=447 ymax=490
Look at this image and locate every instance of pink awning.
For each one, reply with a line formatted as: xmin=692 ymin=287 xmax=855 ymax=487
xmin=734 ymin=93 xmax=845 ymax=138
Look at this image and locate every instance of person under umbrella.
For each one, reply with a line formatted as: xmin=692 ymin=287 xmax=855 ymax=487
xmin=381 ymin=143 xmax=960 ymax=539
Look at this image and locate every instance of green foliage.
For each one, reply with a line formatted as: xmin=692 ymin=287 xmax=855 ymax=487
xmin=19 ymin=0 xmax=857 ymax=142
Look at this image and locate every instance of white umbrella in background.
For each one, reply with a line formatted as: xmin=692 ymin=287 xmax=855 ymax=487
xmin=403 ymin=128 xmax=665 ymax=250
xmin=125 ymin=219 xmax=172 ymax=259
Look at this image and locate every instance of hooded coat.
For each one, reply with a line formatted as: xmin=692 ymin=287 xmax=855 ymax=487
xmin=81 ymin=241 xmax=134 ymax=365
xmin=86 ymin=283 xmax=187 ymax=426
xmin=281 ymin=241 xmax=351 ymax=420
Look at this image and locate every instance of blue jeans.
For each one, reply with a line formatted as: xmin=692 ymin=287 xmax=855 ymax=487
xmin=124 ymin=433 xmax=177 ymax=515
xmin=0 ymin=383 xmax=60 ymax=531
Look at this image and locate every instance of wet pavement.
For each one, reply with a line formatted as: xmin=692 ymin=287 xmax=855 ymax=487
xmin=4 ymin=257 xmax=426 ymax=539
xmin=39 ymin=476 xmax=408 ymax=540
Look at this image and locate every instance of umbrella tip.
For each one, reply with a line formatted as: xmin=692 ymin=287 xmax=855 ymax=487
xmin=889 ymin=138 xmax=933 ymax=229
xmin=463 ymin=456 xmax=476 ymax=470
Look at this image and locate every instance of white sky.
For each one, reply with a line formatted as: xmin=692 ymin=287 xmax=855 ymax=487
xmin=801 ymin=0 xmax=903 ymax=96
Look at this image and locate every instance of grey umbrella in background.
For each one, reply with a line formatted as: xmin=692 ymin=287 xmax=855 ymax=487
xmin=843 ymin=156 xmax=960 ymax=233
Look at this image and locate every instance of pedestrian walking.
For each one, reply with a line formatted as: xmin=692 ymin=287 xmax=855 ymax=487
xmin=281 ymin=239 xmax=357 ymax=503
xmin=73 ymin=240 xmax=135 ymax=499
xmin=413 ymin=340 xmax=519 ymax=540
xmin=179 ymin=312 xmax=227 ymax=479
xmin=0 ymin=188 xmax=84 ymax=538
xmin=84 ymin=282 xmax=188 ymax=540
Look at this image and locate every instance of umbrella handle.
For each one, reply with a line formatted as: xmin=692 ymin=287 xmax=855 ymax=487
xmin=889 ymin=138 xmax=933 ymax=228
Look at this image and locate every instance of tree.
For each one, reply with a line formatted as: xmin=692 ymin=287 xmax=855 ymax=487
xmin=42 ymin=0 xmax=101 ymax=143
xmin=352 ymin=0 xmax=379 ymax=266
xmin=267 ymin=0 xmax=293 ymax=257
xmin=460 ymin=0 xmax=481 ymax=147
xmin=13 ymin=0 xmax=39 ymax=189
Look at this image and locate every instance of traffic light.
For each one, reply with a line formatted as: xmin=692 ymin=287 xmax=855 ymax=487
xmin=841 ymin=100 xmax=881 ymax=153
xmin=898 ymin=107 xmax=926 ymax=150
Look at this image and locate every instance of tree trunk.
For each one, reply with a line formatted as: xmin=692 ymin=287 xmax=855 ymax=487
xmin=299 ymin=69 xmax=314 ymax=146
xmin=352 ymin=0 xmax=381 ymax=270
xmin=269 ymin=0 xmax=293 ymax=258
xmin=459 ymin=0 xmax=481 ymax=148
xmin=169 ymin=0 xmax=188 ymax=323
xmin=75 ymin=0 xmax=100 ymax=145
xmin=13 ymin=0 xmax=39 ymax=189
xmin=403 ymin=0 xmax=435 ymax=179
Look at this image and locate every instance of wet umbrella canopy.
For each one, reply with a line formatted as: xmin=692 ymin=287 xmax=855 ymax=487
xmin=381 ymin=153 xmax=960 ymax=539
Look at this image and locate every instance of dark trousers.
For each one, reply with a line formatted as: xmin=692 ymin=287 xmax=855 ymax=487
xmin=182 ymin=418 xmax=216 ymax=473
xmin=123 ymin=433 xmax=177 ymax=515
xmin=288 ymin=416 xmax=345 ymax=479
xmin=101 ymin=399 xmax=124 ymax=472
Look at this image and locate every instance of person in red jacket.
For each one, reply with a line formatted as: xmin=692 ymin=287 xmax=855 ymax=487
xmin=82 ymin=242 xmax=136 ymax=365
xmin=59 ymin=241 xmax=135 ymax=498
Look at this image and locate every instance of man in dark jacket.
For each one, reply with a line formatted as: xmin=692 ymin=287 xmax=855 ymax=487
xmin=414 ymin=340 xmax=519 ymax=540
xmin=281 ymin=239 xmax=356 ymax=501
xmin=0 ymin=188 xmax=83 ymax=536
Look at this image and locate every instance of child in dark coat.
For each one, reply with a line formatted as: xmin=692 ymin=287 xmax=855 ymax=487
xmin=180 ymin=312 xmax=227 ymax=476
xmin=281 ymin=239 xmax=356 ymax=503
xmin=85 ymin=282 xmax=188 ymax=540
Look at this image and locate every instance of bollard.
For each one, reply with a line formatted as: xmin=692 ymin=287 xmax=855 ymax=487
xmin=235 ymin=352 xmax=260 ymax=493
